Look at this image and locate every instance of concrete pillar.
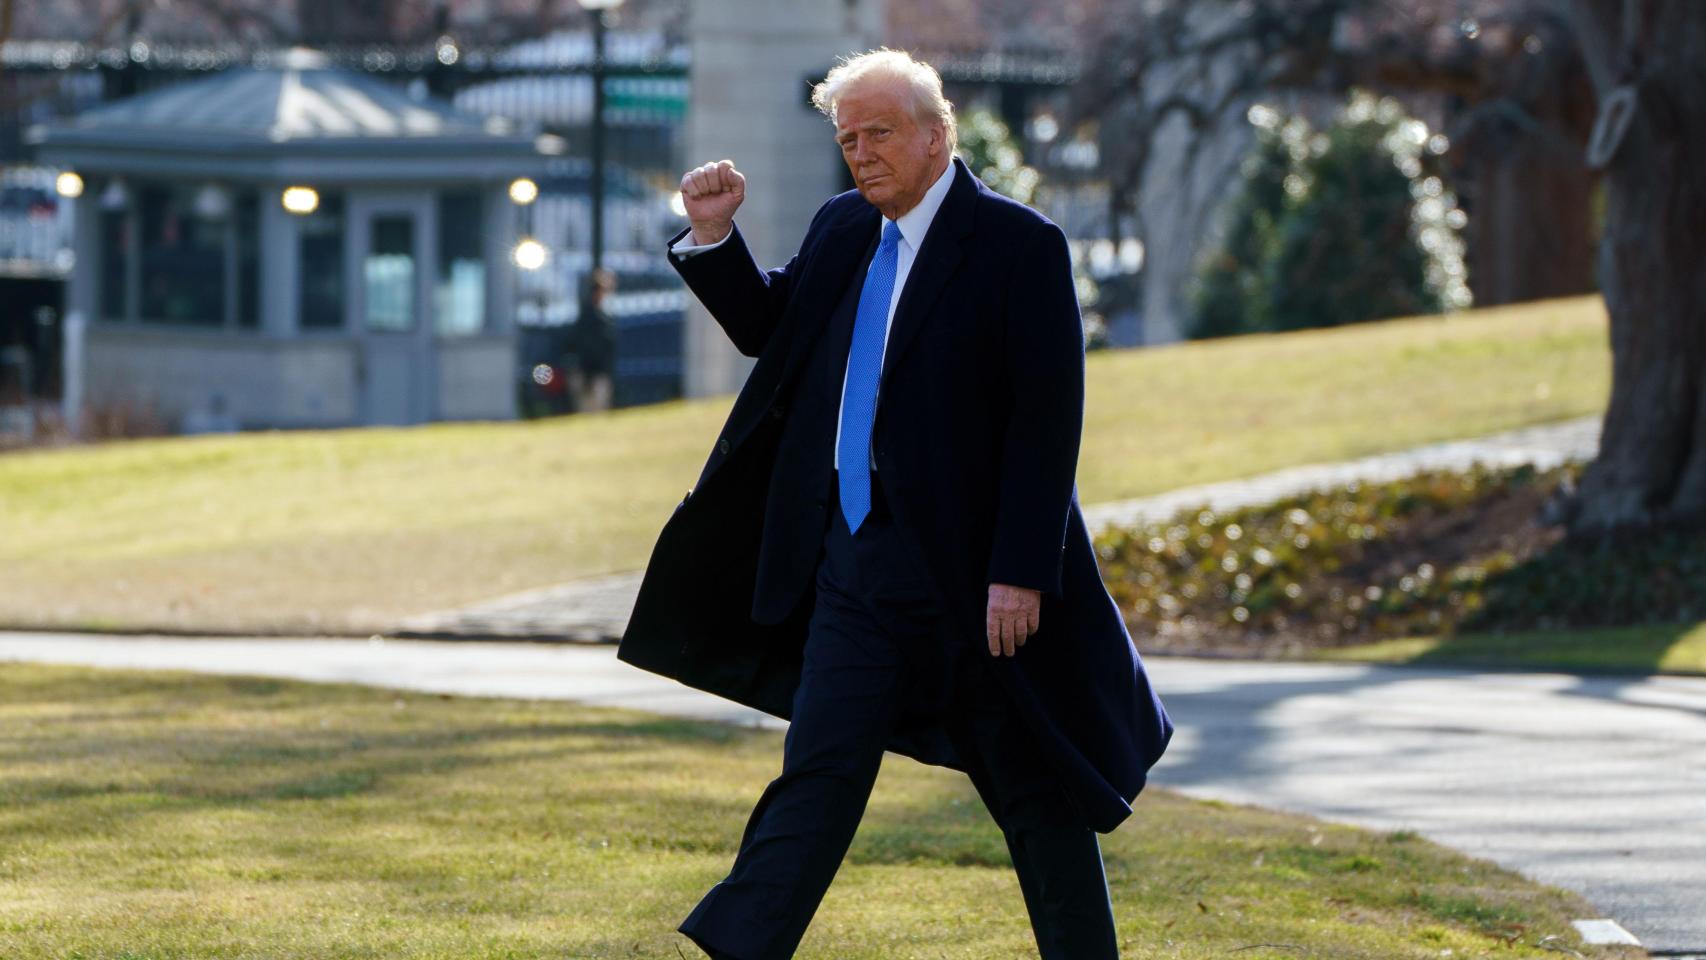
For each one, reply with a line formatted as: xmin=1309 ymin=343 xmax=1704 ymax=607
xmin=680 ymin=0 xmax=884 ymax=398
xmin=486 ymin=182 xmax=518 ymax=335
xmin=261 ymin=189 xmax=299 ymax=336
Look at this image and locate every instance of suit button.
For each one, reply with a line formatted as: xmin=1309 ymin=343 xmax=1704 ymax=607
xmin=718 ymin=438 xmax=730 ymax=454
xmin=769 ymin=404 xmax=786 ymax=420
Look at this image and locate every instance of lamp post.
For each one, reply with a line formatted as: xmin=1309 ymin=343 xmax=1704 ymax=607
xmin=579 ymin=0 xmax=623 ymax=275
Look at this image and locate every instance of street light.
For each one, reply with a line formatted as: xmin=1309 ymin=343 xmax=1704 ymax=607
xmin=578 ymin=0 xmax=623 ymax=276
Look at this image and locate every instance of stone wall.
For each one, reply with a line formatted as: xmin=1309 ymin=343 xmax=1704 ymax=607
xmin=84 ymin=326 xmax=359 ymax=430
xmin=438 ymin=336 xmax=517 ymax=421
xmin=82 ymin=326 xmax=517 ymax=429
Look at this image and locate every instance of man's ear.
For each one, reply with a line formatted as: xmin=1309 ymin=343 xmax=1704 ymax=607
xmin=927 ymin=121 xmax=945 ymax=156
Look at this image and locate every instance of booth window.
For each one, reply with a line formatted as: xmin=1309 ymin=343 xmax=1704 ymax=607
xmin=99 ymin=198 xmax=128 ymax=322
xmin=138 ymin=183 xmax=226 ymax=326
xmin=364 ymin=214 xmax=415 ymax=332
xmin=235 ymin=190 xmax=261 ymax=329
xmin=436 ymin=189 xmax=486 ymax=335
xmin=299 ymin=193 xmax=346 ymax=330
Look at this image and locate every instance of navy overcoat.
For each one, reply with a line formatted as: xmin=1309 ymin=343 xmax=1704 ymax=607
xmin=618 ymin=156 xmax=1173 ymax=833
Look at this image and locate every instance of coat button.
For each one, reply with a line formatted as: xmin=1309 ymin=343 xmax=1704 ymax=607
xmin=718 ymin=438 xmax=730 ymax=454
xmin=769 ymin=403 xmax=786 ymax=420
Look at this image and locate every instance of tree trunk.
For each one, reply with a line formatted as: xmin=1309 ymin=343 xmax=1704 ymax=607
xmin=1566 ymin=0 xmax=1706 ymax=532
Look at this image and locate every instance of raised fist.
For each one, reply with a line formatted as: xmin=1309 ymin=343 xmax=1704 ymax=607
xmin=680 ymin=159 xmax=745 ymax=245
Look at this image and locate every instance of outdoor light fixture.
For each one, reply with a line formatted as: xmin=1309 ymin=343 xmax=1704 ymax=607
xmin=281 ymin=185 xmax=319 ymax=215
xmin=508 ymin=177 xmax=539 ymax=205
xmin=513 ymin=237 xmax=548 ymax=270
xmin=55 ymin=171 xmax=84 ymax=199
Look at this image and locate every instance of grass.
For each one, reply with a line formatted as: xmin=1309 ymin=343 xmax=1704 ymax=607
xmin=0 ymin=294 xmax=1609 ymax=633
xmin=1319 ymin=621 xmax=1706 ymax=676
xmin=0 ymin=661 xmax=1636 ymax=959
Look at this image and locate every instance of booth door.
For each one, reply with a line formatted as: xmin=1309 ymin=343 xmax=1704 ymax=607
xmin=350 ymin=195 xmax=436 ymax=425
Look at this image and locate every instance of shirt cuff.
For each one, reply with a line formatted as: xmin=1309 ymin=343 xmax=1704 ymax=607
xmin=670 ymin=227 xmax=733 ymax=258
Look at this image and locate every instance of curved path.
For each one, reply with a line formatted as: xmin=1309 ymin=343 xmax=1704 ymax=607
xmin=3 ymin=631 xmax=1701 ymax=952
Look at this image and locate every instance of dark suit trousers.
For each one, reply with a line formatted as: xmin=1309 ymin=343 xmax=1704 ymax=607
xmin=678 ymin=470 xmax=1119 ymax=960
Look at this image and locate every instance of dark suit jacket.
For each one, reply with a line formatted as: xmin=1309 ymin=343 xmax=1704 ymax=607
xmin=618 ymin=156 xmax=1173 ymax=833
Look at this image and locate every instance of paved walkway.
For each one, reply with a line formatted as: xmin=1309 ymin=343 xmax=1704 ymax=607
xmin=3 ymin=630 xmax=1700 ymax=953
xmin=396 ymin=417 xmax=1601 ymax=641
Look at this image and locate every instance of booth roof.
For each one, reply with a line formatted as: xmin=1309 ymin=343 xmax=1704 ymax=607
xmin=28 ymin=47 xmax=560 ymax=178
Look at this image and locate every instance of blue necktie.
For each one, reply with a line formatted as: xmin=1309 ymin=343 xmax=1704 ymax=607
xmin=838 ymin=219 xmax=902 ymax=534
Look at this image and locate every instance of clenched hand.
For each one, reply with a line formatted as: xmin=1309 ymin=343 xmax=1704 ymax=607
xmin=986 ymin=582 xmax=1040 ymax=657
xmin=680 ymin=159 xmax=746 ymax=246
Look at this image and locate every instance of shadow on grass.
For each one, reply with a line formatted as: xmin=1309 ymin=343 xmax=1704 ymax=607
xmin=0 ymin=665 xmax=775 ymax=851
xmin=0 ymin=665 xmax=1084 ymax=878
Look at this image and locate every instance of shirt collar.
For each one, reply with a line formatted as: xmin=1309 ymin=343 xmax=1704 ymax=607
xmin=885 ymin=159 xmax=956 ymax=253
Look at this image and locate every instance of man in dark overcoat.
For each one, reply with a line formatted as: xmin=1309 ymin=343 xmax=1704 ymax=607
xmin=617 ymin=48 xmax=1173 ymax=960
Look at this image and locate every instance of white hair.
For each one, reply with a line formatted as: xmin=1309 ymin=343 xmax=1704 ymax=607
xmin=810 ymin=48 xmax=958 ymax=153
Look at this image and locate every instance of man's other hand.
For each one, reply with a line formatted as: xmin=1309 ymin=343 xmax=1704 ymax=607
xmin=986 ymin=582 xmax=1041 ymax=657
xmin=681 ymin=159 xmax=746 ymax=245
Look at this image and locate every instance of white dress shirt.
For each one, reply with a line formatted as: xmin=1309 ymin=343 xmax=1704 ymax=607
xmin=671 ymin=160 xmax=958 ymax=469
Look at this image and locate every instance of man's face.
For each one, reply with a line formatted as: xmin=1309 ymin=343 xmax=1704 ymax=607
xmin=834 ymin=79 xmax=945 ymax=218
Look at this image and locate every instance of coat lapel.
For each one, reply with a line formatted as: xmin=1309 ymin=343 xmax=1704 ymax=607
xmin=879 ymin=155 xmax=978 ymax=385
xmin=777 ymin=205 xmax=880 ymax=394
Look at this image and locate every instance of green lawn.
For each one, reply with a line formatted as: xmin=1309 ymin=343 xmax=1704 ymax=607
xmin=0 ymin=662 xmax=1635 ymax=960
xmin=0 ymin=295 xmax=1610 ymax=634
xmin=1320 ymin=621 xmax=1706 ymax=676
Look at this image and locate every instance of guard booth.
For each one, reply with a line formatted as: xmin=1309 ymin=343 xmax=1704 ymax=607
xmin=28 ymin=46 xmax=562 ymax=431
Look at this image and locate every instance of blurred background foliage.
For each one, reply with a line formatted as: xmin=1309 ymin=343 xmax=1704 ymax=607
xmin=1188 ymin=90 xmax=1471 ymax=340
xmin=955 ymin=107 xmax=1041 ymax=205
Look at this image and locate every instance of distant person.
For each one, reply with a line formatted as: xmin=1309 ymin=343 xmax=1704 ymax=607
xmin=617 ymin=48 xmax=1173 ymax=960
xmin=569 ymin=268 xmax=616 ymax=413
